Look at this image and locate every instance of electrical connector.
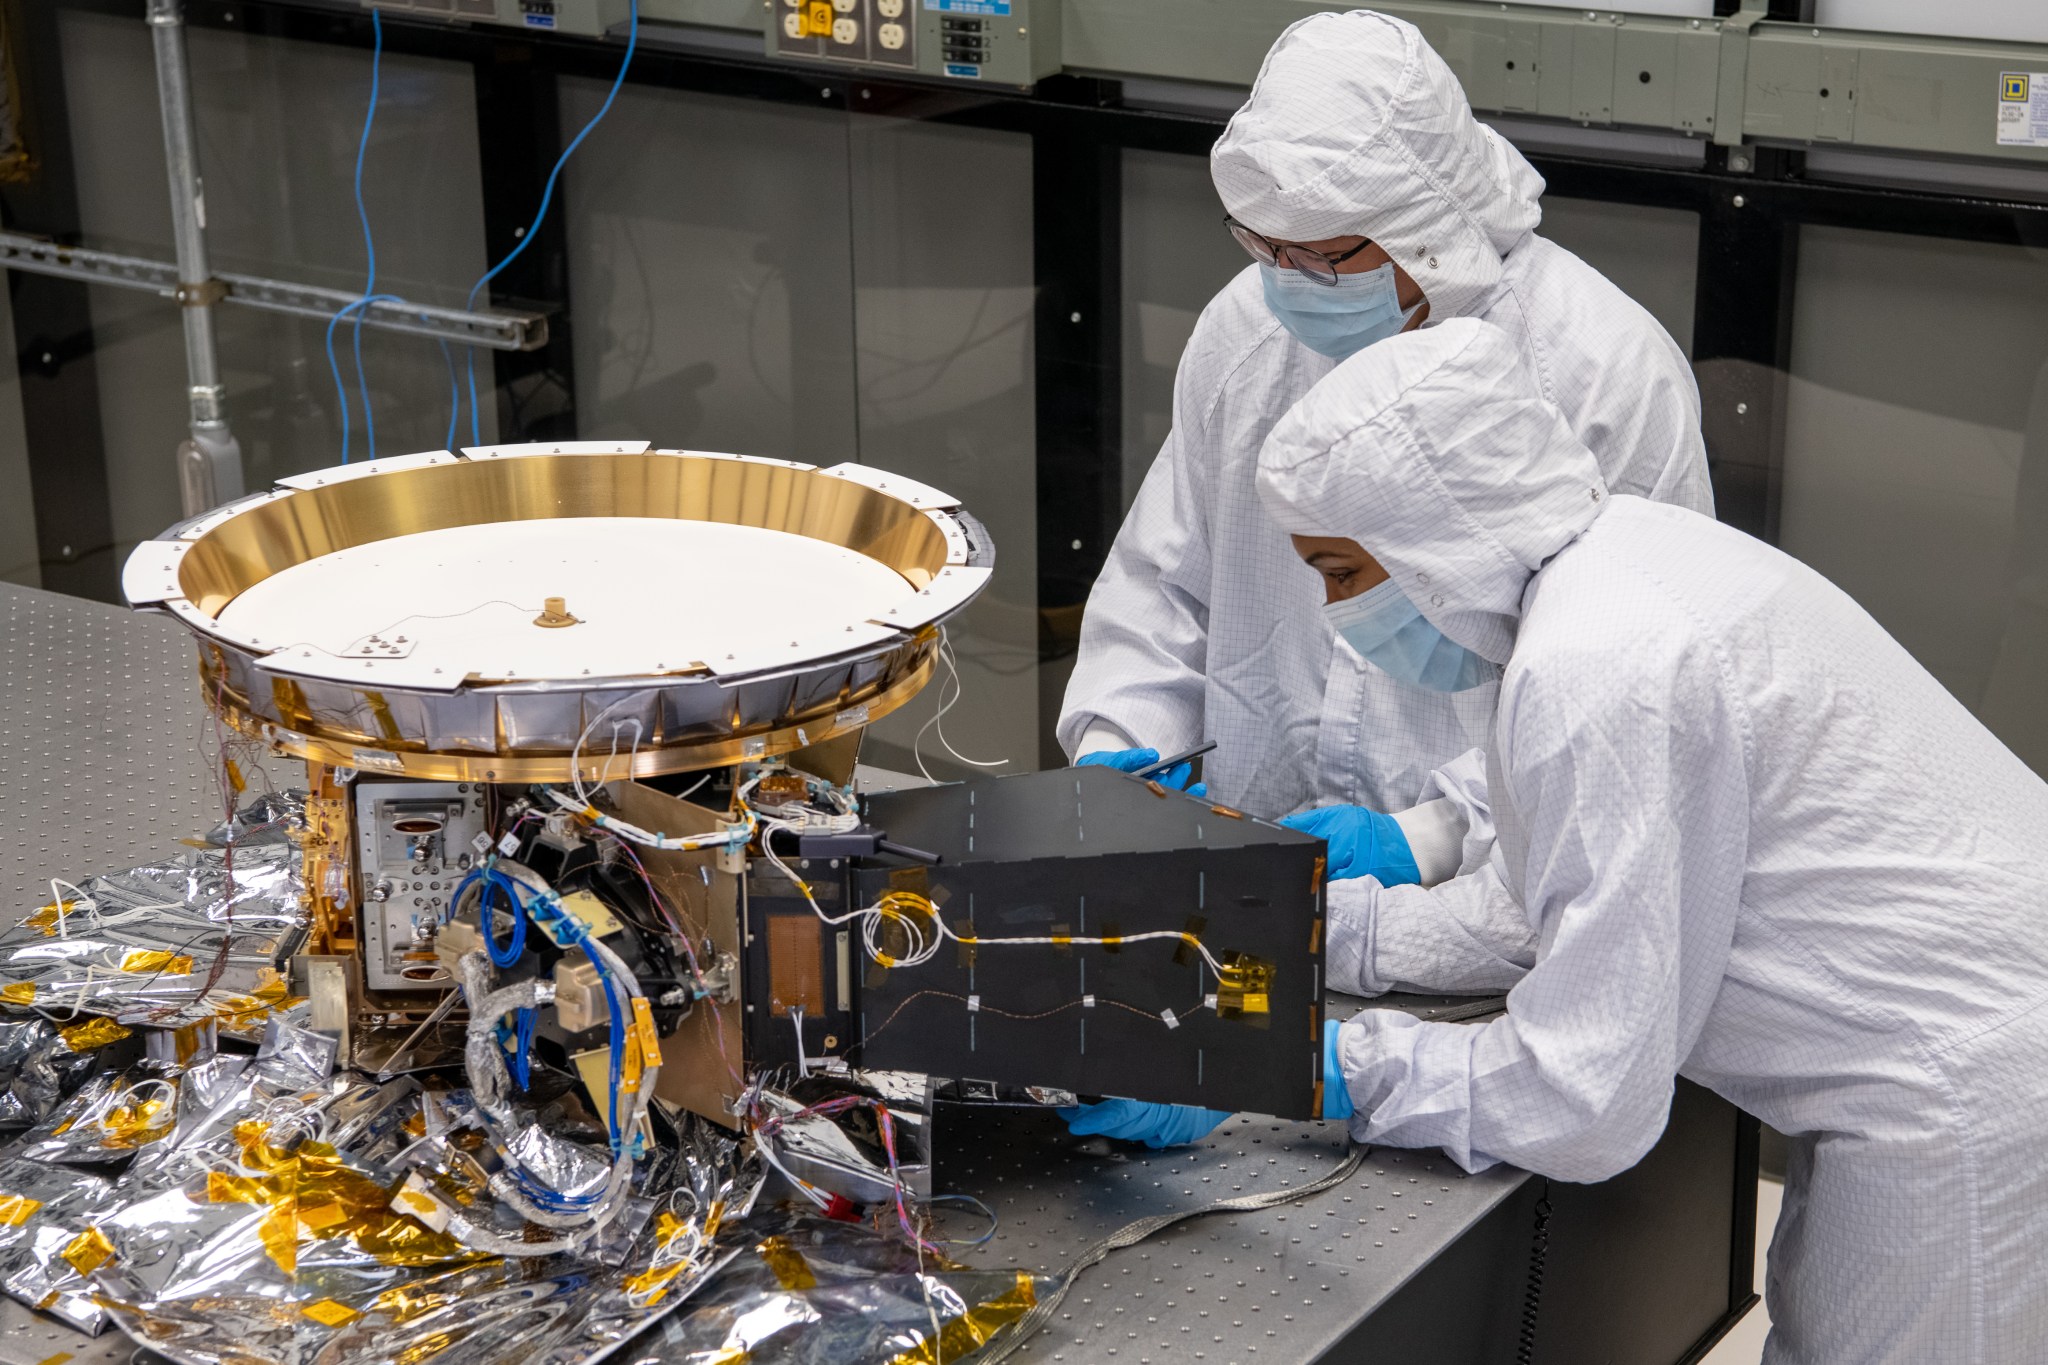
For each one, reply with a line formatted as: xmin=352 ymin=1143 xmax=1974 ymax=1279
xmin=554 ymin=953 xmax=606 ymax=1034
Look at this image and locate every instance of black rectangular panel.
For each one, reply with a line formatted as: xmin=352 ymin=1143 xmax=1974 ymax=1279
xmin=851 ymin=766 xmax=1326 ymax=1118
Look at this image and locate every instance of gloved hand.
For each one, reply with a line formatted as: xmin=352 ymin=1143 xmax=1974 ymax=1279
xmin=1279 ymin=805 xmax=1420 ymax=886
xmin=1059 ymin=1098 xmax=1231 ymax=1149
xmin=1321 ymin=1018 xmax=1354 ymax=1121
xmin=1075 ymin=747 xmax=1208 ymax=799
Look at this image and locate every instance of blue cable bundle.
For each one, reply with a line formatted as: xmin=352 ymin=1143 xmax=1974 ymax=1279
xmin=450 ymin=864 xmax=529 ymax=968
xmin=327 ymin=11 xmax=383 ymax=464
xmin=457 ymin=0 xmax=639 ymax=446
xmin=512 ymin=1006 xmax=537 ymax=1089
xmin=325 ymin=11 xmax=464 ymax=463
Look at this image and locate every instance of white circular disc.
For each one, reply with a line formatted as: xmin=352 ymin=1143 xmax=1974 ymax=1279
xmin=214 ymin=518 xmax=916 ymax=683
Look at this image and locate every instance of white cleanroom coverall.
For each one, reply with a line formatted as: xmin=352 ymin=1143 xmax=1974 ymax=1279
xmin=1057 ymin=9 xmax=1711 ymax=997
xmin=1261 ymin=316 xmax=2048 ymax=1365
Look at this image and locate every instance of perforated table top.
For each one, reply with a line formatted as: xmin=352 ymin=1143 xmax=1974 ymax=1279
xmin=0 ymin=582 xmax=1525 ymax=1365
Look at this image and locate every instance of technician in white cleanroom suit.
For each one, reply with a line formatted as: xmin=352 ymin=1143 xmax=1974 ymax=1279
xmin=1269 ymin=318 xmax=2048 ymax=1364
xmin=1059 ymin=10 xmax=1711 ymax=999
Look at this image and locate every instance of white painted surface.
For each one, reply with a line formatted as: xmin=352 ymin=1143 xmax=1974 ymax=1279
xmin=1815 ymin=0 xmax=2048 ymax=43
xmin=214 ymin=518 xmax=917 ymax=686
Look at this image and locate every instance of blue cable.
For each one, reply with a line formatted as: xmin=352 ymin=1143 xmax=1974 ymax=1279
xmin=325 ymin=293 xmax=402 ymax=462
xmin=437 ymin=333 xmax=460 ymax=452
xmin=452 ymin=865 xmax=529 ymax=967
xmin=480 ymin=869 xmax=527 ymax=969
xmin=596 ymin=965 xmax=624 ymax=1152
xmin=512 ymin=1005 xmax=537 ymax=1090
xmin=327 ymin=10 xmax=384 ymax=464
xmin=458 ymin=0 xmax=638 ymax=447
xmin=553 ymin=913 xmax=628 ymax=1155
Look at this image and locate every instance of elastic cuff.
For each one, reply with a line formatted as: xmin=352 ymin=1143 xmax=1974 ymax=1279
xmin=1391 ymin=798 xmax=1466 ymax=888
xmin=1076 ymin=719 xmax=1139 ymax=759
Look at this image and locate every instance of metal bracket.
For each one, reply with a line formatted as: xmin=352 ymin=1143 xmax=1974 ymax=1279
xmin=1714 ymin=0 xmax=1768 ymax=154
xmin=0 ymin=231 xmax=549 ymax=352
xmin=173 ymin=277 xmax=228 ymax=307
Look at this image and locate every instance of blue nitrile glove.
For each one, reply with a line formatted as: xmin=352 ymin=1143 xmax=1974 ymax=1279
xmin=1059 ymin=1098 xmax=1232 ymax=1149
xmin=1279 ymin=805 xmax=1420 ymax=886
xmin=1321 ymin=1019 xmax=1354 ymax=1121
xmin=1075 ymin=747 xmax=1208 ymax=799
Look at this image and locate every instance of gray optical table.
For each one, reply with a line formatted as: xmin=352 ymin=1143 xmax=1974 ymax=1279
xmin=0 ymin=582 xmax=1757 ymax=1365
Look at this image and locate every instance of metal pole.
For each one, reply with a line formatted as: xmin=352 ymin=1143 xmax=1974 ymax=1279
xmin=147 ymin=0 xmax=243 ymax=516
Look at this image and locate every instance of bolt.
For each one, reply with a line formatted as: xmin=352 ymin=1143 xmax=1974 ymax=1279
xmin=1736 ymin=402 xmax=1749 ymax=415
xmin=1071 ymin=538 xmax=1083 ymax=551
xmin=1070 ymin=311 xmax=1083 ymax=323
xmin=513 ymin=226 xmax=525 ymax=238
xmin=822 ymin=87 xmax=833 ymax=98
xmin=1732 ymin=193 xmax=1747 ymax=208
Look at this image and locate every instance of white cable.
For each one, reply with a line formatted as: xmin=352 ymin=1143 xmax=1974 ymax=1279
xmin=543 ymin=787 xmax=750 ymax=851
xmin=594 ymin=717 xmax=643 ymax=795
xmin=570 ymin=694 xmax=649 ymax=806
xmin=46 ymin=879 xmax=96 ymax=937
xmin=914 ymin=628 xmax=1009 ymax=785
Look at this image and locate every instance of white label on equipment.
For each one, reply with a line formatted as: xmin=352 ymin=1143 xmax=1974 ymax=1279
xmin=1161 ymin=1008 xmax=1179 ymax=1030
xmin=1997 ymin=72 xmax=2048 ymax=147
xmin=470 ymin=832 xmax=493 ymax=856
xmin=496 ymin=832 xmax=520 ymax=857
xmin=966 ymin=994 xmax=981 ymax=1012
xmin=1081 ymin=994 xmax=1096 ymax=1009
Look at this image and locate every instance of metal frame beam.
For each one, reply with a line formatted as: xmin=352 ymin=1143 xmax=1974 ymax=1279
xmin=0 ymin=231 xmax=548 ymax=351
xmin=471 ymin=33 xmax=580 ymax=443
xmin=1030 ymin=85 xmax=1123 ymax=769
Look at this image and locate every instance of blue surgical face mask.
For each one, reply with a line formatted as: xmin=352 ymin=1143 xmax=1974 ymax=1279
xmin=1260 ymin=261 xmax=1421 ymax=361
xmin=1324 ymin=579 xmax=1501 ymax=693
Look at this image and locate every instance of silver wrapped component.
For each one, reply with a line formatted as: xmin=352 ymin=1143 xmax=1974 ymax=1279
xmin=14 ymin=1062 xmax=181 ymax=1166
xmin=199 ymin=790 xmax=305 ymax=848
xmin=0 ymin=1017 xmax=75 ymax=1129
xmin=750 ymin=1070 xmax=933 ymax=1209
xmin=61 ymin=1095 xmax=764 ymax=1365
xmin=635 ymin=1205 xmax=1044 ymax=1364
xmin=0 ymin=838 xmax=304 ymax=1036
xmin=0 ymin=1156 xmax=115 ymax=1333
xmin=505 ymin=1121 xmax=613 ymax=1205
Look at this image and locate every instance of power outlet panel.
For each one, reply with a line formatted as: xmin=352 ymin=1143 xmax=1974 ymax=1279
xmin=773 ymin=0 xmax=917 ymax=74
xmin=765 ymin=0 xmax=1059 ymax=89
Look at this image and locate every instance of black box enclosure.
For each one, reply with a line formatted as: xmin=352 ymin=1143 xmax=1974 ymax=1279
xmin=849 ymin=765 xmax=1327 ymax=1119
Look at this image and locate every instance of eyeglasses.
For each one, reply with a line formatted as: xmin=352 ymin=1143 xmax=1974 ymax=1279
xmin=1224 ymin=215 xmax=1377 ymax=286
